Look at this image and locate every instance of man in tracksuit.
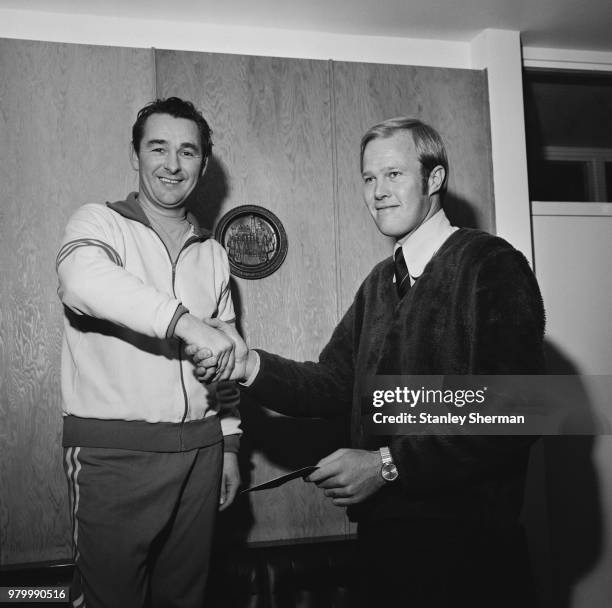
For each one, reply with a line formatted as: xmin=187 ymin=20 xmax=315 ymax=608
xmin=57 ymin=97 xmax=240 ymax=608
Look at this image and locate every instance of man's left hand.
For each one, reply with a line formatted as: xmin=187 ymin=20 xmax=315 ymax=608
xmin=306 ymin=448 xmax=385 ymax=506
xmin=219 ymin=452 xmax=241 ymax=511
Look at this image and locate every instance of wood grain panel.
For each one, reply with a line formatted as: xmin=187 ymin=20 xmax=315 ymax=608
xmin=156 ymin=51 xmax=348 ymax=543
xmin=0 ymin=38 xmax=154 ymax=564
xmin=332 ymin=61 xmax=493 ymax=313
xmin=0 ymin=40 xmax=495 ymax=561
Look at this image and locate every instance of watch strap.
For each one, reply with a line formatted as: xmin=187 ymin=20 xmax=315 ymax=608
xmin=380 ymin=446 xmax=393 ymax=465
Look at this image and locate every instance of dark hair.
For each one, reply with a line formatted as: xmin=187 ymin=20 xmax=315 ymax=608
xmin=360 ymin=117 xmax=448 ymax=196
xmin=132 ymin=97 xmax=213 ymax=162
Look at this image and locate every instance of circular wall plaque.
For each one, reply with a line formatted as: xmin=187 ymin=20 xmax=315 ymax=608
xmin=215 ymin=205 xmax=288 ymax=279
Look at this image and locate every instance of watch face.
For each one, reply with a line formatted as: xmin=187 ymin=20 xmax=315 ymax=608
xmin=381 ymin=463 xmax=399 ymax=482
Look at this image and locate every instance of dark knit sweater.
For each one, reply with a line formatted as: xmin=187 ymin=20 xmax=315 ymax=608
xmin=246 ymin=229 xmax=545 ymax=526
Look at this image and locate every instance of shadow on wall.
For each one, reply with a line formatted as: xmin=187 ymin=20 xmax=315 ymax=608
xmin=223 ymin=253 xmax=348 ymax=534
xmin=444 ymin=189 xmax=481 ymax=230
xmin=214 ymin=390 xmax=349 ymax=548
xmin=535 ymin=341 xmax=603 ymax=608
xmin=222 ymin=260 xmax=349 ymax=547
xmin=186 ymin=155 xmax=229 ymax=233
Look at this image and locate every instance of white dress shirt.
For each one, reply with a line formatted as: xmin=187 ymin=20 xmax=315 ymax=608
xmin=393 ymin=209 xmax=458 ymax=287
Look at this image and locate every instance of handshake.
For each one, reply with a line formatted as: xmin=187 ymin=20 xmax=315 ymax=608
xmin=174 ymin=313 xmax=252 ymax=383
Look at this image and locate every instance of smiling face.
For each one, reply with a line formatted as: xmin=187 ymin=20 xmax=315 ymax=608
xmin=132 ymin=113 xmax=205 ymax=215
xmin=362 ymin=131 xmax=440 ymax=241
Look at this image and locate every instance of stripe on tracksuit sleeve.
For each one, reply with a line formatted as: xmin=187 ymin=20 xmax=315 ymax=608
xmin=56 ymin=238 xmax=123 ymax=270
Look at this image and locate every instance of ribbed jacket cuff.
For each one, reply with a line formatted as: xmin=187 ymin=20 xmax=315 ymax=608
xmin=166 ymin=303 xmax=190 ymax=339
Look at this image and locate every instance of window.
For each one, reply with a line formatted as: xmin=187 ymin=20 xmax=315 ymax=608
xmin=524 ymin=70 xmax=612 ymax=202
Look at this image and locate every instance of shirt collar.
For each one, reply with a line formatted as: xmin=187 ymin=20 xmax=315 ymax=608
xmin=393 ymin=209 xmax=457 ymax=281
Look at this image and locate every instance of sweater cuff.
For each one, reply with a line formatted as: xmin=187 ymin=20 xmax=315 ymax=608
xmin=223 ymin=433 xmax=240 ymax=453
xmin=166 ymin=303 xmax=190 ymax=339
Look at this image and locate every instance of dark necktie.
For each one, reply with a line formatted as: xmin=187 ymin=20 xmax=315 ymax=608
xmin=394 ymin=247 xmax=411 ymax=298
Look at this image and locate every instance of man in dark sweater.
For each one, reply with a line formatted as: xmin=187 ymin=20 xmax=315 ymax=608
xmin=192 ymin=117 xmax=545 ymax=606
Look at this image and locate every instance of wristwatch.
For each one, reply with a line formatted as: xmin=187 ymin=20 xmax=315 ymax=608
xmin=379 ymin=446 xmax=399 ymax=482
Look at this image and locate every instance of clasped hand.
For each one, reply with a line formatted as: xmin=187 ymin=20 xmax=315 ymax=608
xmin=180 ymin=317 xmax=247 ymax=382
xmin=175 ymin=314 xmax=240 ymax=381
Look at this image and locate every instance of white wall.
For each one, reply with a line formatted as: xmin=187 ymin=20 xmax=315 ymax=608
xmin=533 ymin=206 xmax=612 ymax=375
xmin=471 ymin=29 xmax=533 ymax=262
xmin=525 ymin=46 xmax=612 ymax=607
xmin=0 ymin=8 xmax=468 ymax=67
xmin=532 ymin=205 xmax=612 ymax=608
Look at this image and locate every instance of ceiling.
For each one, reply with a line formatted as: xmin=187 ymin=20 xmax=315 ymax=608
xmin=2 ymin=0 xmax=611 ymax=53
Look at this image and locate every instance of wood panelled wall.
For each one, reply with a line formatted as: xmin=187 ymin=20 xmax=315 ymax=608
xmin=0 ymin=39 xmax=154 ymax=563
xmin=155 ymin=51 xmax=348 ymax=543
xmin=332 ymin=61 xmax=494 ymax=310
xmin=0 ymin=38 xmax=492 ymax=562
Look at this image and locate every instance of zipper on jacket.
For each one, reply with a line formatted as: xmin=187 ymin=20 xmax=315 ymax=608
xmin=173 ymin=238 xmax=204 ymax=451
xmin=149 ymin=227 xmax=203 ymax=451
xmin=172 ymin=261 xmax=189 ymax=451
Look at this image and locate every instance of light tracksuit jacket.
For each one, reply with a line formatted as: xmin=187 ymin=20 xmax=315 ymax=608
xmin=57 ymin=193 xmax=241 ymax=452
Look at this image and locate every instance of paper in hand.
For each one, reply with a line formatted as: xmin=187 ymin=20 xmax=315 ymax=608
xmin=240 ymin=466 xmax=319 ymax=494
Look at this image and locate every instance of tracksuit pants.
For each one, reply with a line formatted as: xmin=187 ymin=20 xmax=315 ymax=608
xmin=64 ymin=441 xmax=222 ymax=608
